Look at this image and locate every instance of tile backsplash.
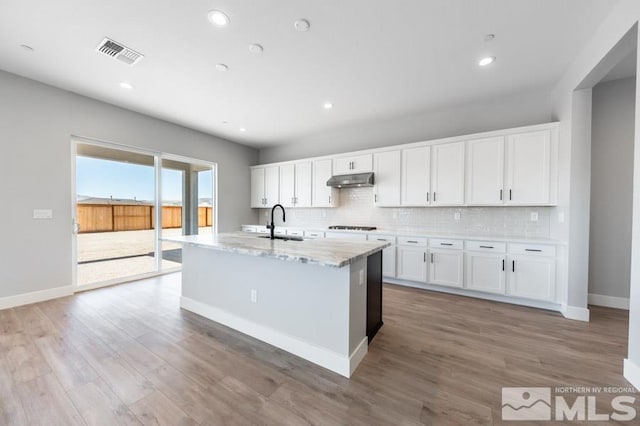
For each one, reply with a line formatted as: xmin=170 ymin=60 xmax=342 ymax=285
xmin=259 ymin=187 xmax=551 ymax=237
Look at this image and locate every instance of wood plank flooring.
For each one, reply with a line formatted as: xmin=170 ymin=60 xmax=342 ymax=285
xmin=0 ymin=273 xmax=632 ymax=425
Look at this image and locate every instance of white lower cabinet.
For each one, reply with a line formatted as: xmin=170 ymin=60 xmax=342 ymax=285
xmin=397 ymin=246 xmax=427 ymax=282
xmin=368 ymin=235 xmax=396 ymax=278
xmin=465 ymin=252 xmax=506 ymax=294
xmin=507 ymin=255 xmax=556 ymax=301
xmin=428 ymin=249 xmax=463 ymax=288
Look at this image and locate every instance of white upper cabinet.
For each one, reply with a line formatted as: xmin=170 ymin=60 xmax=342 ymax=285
xmin=431 ymin=142 xmax=465 ymax=205
xmin=333 ymin=154 xmax=373 ymax=175
xmin=250 ymin=166 xmax=279 ymax=208
xmin=312 ymin=159 xmax=338 ymax=207
xmin=374 ymin=151 xmax=401 ymax=206
xmin=279 ymin=164 xmax=296 ymax=208
xmin=294 ymin=161 xmax=312 ymax=207
xmin=466 ymin=136 xmax=505 ymax=205
xmin=401 ymin=147 xmax=431 ymax=206
xmin=250 ymin=168 xmax=266 ymax=208
xmin=506 ymin=130 xmax=551 ymax=205
xmin=279 ymin=162 xmax=312 ymax=208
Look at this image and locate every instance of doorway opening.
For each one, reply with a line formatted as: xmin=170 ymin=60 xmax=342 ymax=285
xmin=72 ymin=139 xmax=216 ymax=290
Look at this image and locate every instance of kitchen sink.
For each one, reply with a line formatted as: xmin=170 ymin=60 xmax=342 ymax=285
xmin=258 ymin=235 xmax=304 ymax=241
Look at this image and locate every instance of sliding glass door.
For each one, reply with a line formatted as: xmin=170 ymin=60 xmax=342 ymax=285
xmin=73 ymin=140 xmax=216 ymax=289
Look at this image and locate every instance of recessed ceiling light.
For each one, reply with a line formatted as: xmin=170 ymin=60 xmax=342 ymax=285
xmin=484 ymin=34 xmax=495 ymax=42
xmin=249 ymin=44 xmax=264 ymax=54
xmin=20 ymin=44 xmax=34 ymax=52
xmin=239 ymin=128 xmax=247 ymax=132
xmin=478 ymin=56 xmax=495 ymax=67
xmin=215 ymin=63 xmax=228 ymax=71
xmin=294 ymin=19 xmax=311 ymax=32
xmin=323 ymin=102 xmax=333 ymax=110
xmin=208 ymin=10 xmax=230 ymax=27
xmin=119 ymin=82 xmax=134 ymax=90
xmin=221 ymin=121 xmax=228 ymax=124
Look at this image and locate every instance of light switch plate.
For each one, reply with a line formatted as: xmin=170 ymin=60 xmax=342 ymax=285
xmin=33 ymin=209 xmax=53 ymax=219
xmin=530 ymin=212 xmax=539 ymax=222
xmin=454 ymin=212 xmax=461 ymax=221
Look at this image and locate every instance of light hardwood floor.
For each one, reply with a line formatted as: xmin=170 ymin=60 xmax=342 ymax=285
xmin=0 ymin=273 xmax=632 ymax=425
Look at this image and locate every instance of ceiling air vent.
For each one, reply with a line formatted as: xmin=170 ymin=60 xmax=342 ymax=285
xmin=96 ymin=37 xmax=144 ymax=66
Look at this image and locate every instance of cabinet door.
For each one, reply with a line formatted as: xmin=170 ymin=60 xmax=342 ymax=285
xmin=507 ymin=256 xmax=555 ymax=301
xmin=466 ymin=137 xmax=504 ymax=205
xmin=401 ymin=147 xmax=430 ymax=206
xmin=428 ymin=249 xmax=463 ymax=288
xmin=382 ymin=246 xmax=396 ymax=278
xmin=506 ymin=130 xmax=551 ymax=205
xmin=397 ymin=246 xmax=427 ymax=282
xmin=465 ymin=253 xmax=506 ymax=294
xmin=279 ymin=164 xmax=295 ymax=208
xmin=294 ymin=162 xmax=312 ymax=207
xmin=333 ymin=154 xmax=373 ymax=174
xmin=374 ymin=151 xmax=401 ymax=206
xmin=431 ymin=142 xmax=465 ymax=205
xmin=312 ymin=159 xmax=338 ymax=207
xmin=250 ymin=168 xmax=265 ymax=208
xmin=263 ymin=166 xmax=279 ymax=207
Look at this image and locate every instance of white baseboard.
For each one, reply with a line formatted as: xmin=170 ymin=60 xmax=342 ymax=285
xmin=624 ymin=359 xmax=640 ymax=391
xmin=181 ymin=296 xmax=366 ymax=378
xmin=561 ymin=304 xmax=590 ymax=322
xmin=0 ymin=285 xmax=74 ymax=311
xmin=588 ymin=293 xmax=630 ymax=310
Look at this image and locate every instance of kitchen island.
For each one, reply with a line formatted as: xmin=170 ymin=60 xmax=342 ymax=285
xmin=163 ymin=232 xmax=389 ymax=377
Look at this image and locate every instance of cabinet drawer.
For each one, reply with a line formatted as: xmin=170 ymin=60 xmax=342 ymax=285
xmin=241 ymin=225 xmax=257 ymax=233
xmin=304 ymin=230 xmax=325 ymax=238
xmin=429 ymin=238 xmax=463 ymax=250
xmin=465 ymin=241 xmax=506 ymax=253
xmin=325 ymin=231 xmax=368 ymax=241
xmin=286 ymin=229 xmax=304 ymax=236
xmin=368 ymin=234 xmax=396 ymax=244
xmin=508 ymin=243 xmax=556 ymax=257
xmin=274 ymin=228 xmax=287 ymax=236
xmin=397 ymin=236 xmax=428 ymax=246
xmin=256 ymin=226 xmax=270 ymax=234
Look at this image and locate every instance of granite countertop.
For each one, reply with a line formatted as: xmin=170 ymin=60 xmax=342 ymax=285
xmin=244 ymin=225 xmax=564 ymax=245
xmin=162 ymin=232 xmax=390 ymax=268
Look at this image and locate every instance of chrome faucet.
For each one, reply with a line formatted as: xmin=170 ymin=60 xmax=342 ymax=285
xmin=267 ymin=204 xmax=286 ymax=240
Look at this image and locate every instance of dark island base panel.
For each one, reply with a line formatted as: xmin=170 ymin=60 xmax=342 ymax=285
xmin=367 ymin=251 xmax=383 ymax=343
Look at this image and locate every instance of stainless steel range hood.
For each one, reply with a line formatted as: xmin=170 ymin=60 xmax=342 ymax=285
xmin=326 ymin=172 xmax=375 ymax=188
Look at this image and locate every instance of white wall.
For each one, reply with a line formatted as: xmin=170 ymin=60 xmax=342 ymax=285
xmin=259 ymin=86 xmax=553 ymax=164
xmin=0 ymin=70 xmax=258 ymax=300
xmin=257 ymin=187 xmax=552 ymax=238
xmin=589 ymin=77 xmax=636 ymax=300
xmin=548 ymin=0 xmax=640 ymax=388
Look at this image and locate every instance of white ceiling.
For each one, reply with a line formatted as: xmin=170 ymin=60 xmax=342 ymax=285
xmin=0 ymin=0 xmax=619 ymax=148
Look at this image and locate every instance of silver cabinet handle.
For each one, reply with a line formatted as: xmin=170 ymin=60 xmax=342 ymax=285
xmin=431 ymin=253 xmax=434 ymax=263
xmin=479 ymin=245 xmax=494 ymax=249
xmin=509 ymin=189 xmax=512 ymax=201
xmin=427 ymin=192 xmax=430 ymax=202
xmin=440 ymin=243 xmax=453 ymax=246
xmin=433 ymin=192 xmax=436 ymax=202
xmin=407 ymin=240 xmax=418 ymax=244
xmin=374 ymin=194 xmax=378 ymax=202
xmin=525 ymin=249 xmax=542 ymax=252
xmin=328 ymin=195 xmax=331 ymax=204
xmin=500 ymin=189 xmax=503 ymax=201
xmin=423 ymin=252 xmax=426 ymax=262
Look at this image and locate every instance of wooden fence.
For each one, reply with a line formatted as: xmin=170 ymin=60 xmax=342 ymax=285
xmin=77 ymin=204 xmax=213 ymax=233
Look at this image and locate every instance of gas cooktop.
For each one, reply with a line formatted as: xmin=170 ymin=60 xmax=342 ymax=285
xmin=328 ymin=226 xmax=377 ymax=231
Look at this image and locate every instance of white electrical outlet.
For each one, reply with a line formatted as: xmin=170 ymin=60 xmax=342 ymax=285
xmin=530 ymin=212 xmax=539 ymax=222
xmin=250 ymin=289 xmax=257 ymax=303
xmin=33 ymin=209 xmax=53 ymax=219
xmin=454 ymin=212 xmax=461 ymax=221
xmin=359 ymin=270 xmax=365 ymax=286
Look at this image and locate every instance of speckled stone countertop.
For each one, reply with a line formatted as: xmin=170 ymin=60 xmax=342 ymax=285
xmin=162 ymin=232 xmax=390 ymax=268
